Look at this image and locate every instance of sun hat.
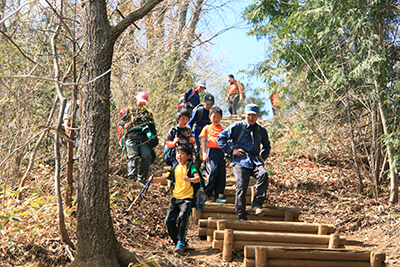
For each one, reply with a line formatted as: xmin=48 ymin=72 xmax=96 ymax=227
xmin=196 ymin=81 xmax=206 ymax=88
xmin=136 ymin=91 xmax=149 ymax=103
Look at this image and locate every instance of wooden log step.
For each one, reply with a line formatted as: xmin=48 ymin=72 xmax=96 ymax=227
xmin=206 ymin=195 xmax=251 ymax=204
xmin=203 ymin=203 xmax=300 ymax=218
xmin=201 ymin=212 xmax=295 ymax=222
xmin=213 ymin=239 xmax=339 ymax=250
xmin=244 ymin=246 xmax=385 ymax=267
xmin=244 ymin=246 xmax=381 ymax=261
xmin=213 ymin=231 xmax=346 ymax=246
xmin=209 ymin=186 xmax=251 ymax=196
xmin=212 ymin=219 xmax=335 ymax=234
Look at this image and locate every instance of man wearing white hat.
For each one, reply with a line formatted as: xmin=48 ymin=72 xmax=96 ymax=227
xmin=217 ymin=104 xmax=271 ymax=220
xmin=177 ymin=81 xmax=206 ymax=114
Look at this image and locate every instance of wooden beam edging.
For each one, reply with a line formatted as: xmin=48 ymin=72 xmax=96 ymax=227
xmin=214 ymin=230 xmax=346 ymax=246
xmin=244 ymin=246 xmax=386 ymax=267
xmin=212 ymin=219 xmax=335 ymax=234
xmin=202 ymin=203 xmax=300 ymax=218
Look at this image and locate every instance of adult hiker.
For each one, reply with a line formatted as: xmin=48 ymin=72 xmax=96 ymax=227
xmin=217 ymin=104 xmax=271 ymax=221
xmin=225 ymin=74 xmax=244 ymax=115
xmin=188 ymin=93 xmax=214 ymax=170
xmin=176 ymin=81 xmax=206 ymax=114
xmin=118 ymin=91 xmax=158 ymax=183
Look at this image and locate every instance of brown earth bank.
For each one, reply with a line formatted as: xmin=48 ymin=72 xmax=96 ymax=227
xmin=1 ymin=150 xmax=399 ymax=267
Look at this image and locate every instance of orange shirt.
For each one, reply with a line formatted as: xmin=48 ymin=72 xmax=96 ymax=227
xmin=227 ymin=80 xmax=244 ymax=96
xmin=200 ymin=124 xmax=223 ymax=149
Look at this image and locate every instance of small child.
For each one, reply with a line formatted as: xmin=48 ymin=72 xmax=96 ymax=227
xmin=188 ymin=93 xmax=215 ymax=169
xmin=152 ymin=145 xmax=201 ymax=254
xmin=200 ymin=106 xmax=227 ymax=203
xmin=165 ymin=108 xmax=196 ymax=166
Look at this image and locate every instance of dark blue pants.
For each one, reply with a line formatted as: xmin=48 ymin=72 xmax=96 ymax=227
xmin=204 ymin=148 xmax=226 ymax=199
xmin=165 ymin=198 xmax=192 ymax=245
xmin=232 ymin=164 xmax=269 ymax=220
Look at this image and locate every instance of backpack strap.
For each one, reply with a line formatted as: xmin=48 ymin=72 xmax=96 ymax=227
xmin=235 ymin=121 xmax=263 ymax=148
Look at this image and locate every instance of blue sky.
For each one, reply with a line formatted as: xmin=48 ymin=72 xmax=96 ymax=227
xmin=210 ymin=1 xmax=273 ymax=119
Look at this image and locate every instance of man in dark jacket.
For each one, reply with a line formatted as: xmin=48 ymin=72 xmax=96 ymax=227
xmin=217 ymin=104 xmax=271 ymax=220
xmin=118 ymin=91 xmax=158 ymax=183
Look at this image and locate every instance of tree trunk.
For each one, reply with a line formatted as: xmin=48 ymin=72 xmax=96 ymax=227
xmin=378 ymin=100 xmax=398 ymax=203
xmin=69 ymin=0 xmax=164 ymax=266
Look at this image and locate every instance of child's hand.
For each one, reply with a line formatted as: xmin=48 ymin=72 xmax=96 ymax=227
xmin=182 ymin=176 xmax=190 ymax=182
xmin=173 ymin=136 xmax=179 ymax=146
xmin=202 ymin=152 xmax=209 ymax=161
xmin=189 ymin=136 xmax=195 ymax=144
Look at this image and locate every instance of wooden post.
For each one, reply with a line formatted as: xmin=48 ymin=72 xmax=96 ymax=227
xmin=207 ymin=218 xmax=214 ymax=242
xmin=255 ymin=246 xmax=268 ymax=267
xmin=328 ymin=233 xmax=340 ymax=249
xmin=370 ymin=251 xmax=385 ymax=267
xmin=223 ymin=229 xmax=234 ymax=262
xmin=284 ymin=210 xmax=293 ymax=221
xmin=318 ymin=224 xmax=328 ymax=235
xmin=217 ymin=220 xmax=227 ymax=230
xmin=192 ymin=208 xmax=201 ymax=225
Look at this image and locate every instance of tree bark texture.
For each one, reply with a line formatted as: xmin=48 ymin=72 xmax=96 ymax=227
xmin=69 ymin=0 xmax=164 ymax=266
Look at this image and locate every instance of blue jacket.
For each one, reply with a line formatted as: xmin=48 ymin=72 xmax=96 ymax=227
xmin=184 ymin=88 xmax=200 ymax=109
xmin=188 ymin=107 xmax=210 ymax=139
xmin=217 ymin=120 xmax=270 ymax=169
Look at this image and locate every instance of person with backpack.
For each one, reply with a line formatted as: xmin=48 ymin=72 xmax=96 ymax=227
xmin=188 ymin=93 xmax=215 ymax=170
xmin=200 ymin=106 xmax=227 ymax=203
xmin=118 ymin=91 xmax=158 ymax=183
xmin=164 ymin=108 xmax=195 ymax=167
xmin=217 ymin=104 xmax=271 ymax=221
xmin=225 ymin=74 xmax=244 ymax=115
xmin=152 ymin=144 xmax=203 ymax=254
xmin=176 ymin=81 xmax=206 ymax=114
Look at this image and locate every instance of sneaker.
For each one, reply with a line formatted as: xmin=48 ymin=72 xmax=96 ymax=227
xmin=174 ymin=240 xmax=187 ymax=254
xmin=250 ymin=206 xmax=265 ymax=216
xmin=216 ymin=194 xmax=227 ymax=203
xmin=205 ymin=197 xmax=212 ymax=203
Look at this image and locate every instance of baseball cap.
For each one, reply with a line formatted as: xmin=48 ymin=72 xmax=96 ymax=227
xmin=203 ymin=94 xmax=215 ymax=105
xmin=244 ymin=104 xmax=260 ymax=115
xmin=196 ymin=81 xmax=206 ymax=88
xmin=136 ymin=91 xmax=149 ymax=103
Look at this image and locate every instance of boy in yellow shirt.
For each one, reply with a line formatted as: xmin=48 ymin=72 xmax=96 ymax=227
xmin=200 ymin=107 xmax=227 ymax=203
xmin=152 ymin=144 xmax=200 ymax=254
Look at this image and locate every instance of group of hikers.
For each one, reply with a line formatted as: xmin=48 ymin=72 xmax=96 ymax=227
xmin=116 ymin=74 xmax=271 ymax=254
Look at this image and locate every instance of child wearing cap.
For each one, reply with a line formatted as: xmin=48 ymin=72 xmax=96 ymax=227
xmin=188 ymin=93 xmax=215 ymax=169
xmin=200 ymin=106 xmax=227 ymax=203
xmin=217 ymin=104 xmax=271 ymax=221
xmin=118 ymin=91 xmax=159 ymax=183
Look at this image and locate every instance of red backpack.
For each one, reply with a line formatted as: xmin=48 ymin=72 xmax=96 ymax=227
xmin=117 ymin=107 xmax=133 ymax=147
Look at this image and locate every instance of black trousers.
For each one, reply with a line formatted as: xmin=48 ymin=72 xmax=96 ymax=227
xmin=165 ymin=198 xmax=193 ymax=244
xmin=232 ymin=164 xmax=269 ymax=220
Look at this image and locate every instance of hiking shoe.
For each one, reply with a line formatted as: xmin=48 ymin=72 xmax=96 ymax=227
xmin=205 ymin=197 xmax=212 ymax=203
xmin=174 ymin=240 xmax=188 ymax=254
xmin=216 ymin=193 xmax=227 ymax=203
xmin=250 ymin=206 xmax=265 ymax=216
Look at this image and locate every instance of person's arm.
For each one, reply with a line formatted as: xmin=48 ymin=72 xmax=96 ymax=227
xmin=182 ymin=88 xmax=193 ymax=102
xmin=166 ymin=128 xmax=178 ymax=149
xmin=216 ymin=124 xmax=237 ymax=155
xmin=183 ymin=171 xmax=200 ymax=183
xmin=187 ymin=109 xmax=198 ymax=129
xmin=260 ymin=127 xmax=271 ymax=160
xmin=237 ymin=81 xmax=244 ymax=101
xmin=152 ymin=173 xmax=168 ymax=183
xmin=200 ymin=126 xmax=209 ymax=161
xmin=118 ymin=108 xmax=130 ymax=128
